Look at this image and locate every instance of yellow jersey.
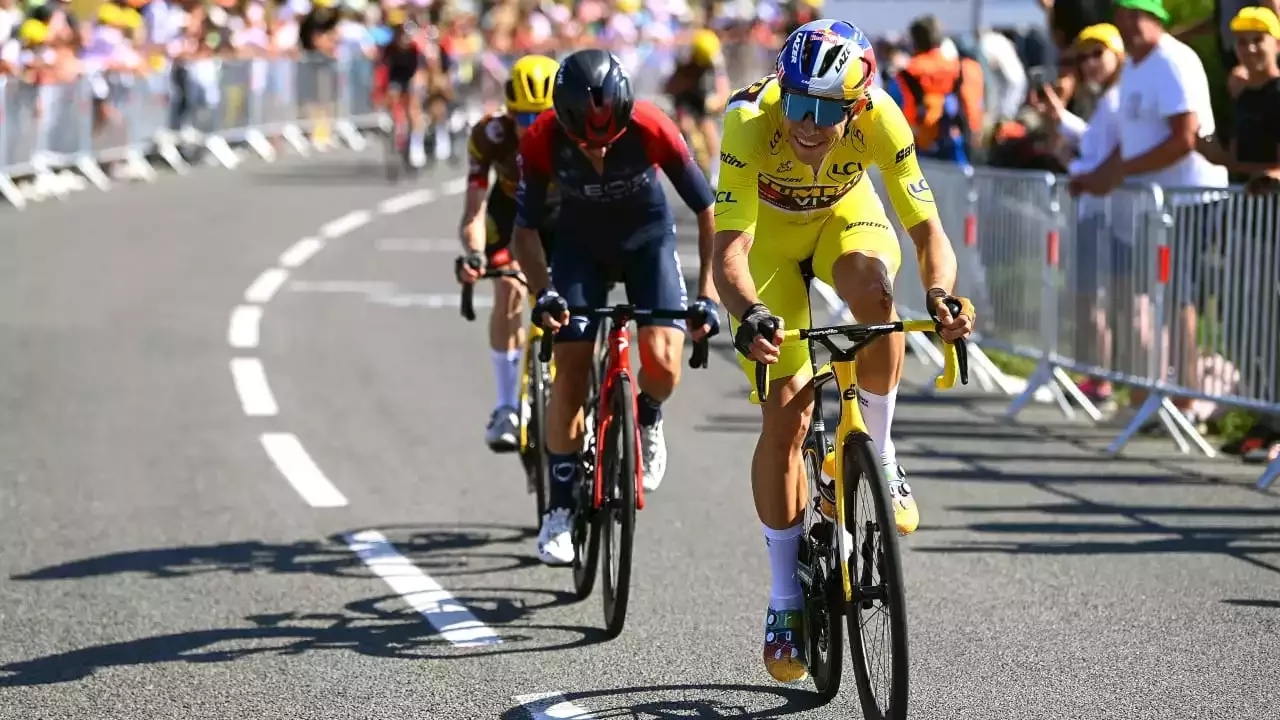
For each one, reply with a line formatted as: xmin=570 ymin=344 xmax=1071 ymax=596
xmin=713 ymin=76 xmax=938 ymax=238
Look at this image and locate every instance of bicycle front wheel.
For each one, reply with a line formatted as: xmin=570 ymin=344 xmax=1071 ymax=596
xmin=843 ymin=432 xmax=909 ymax=720
xmin=600 ymin=374 xmax=637 ymax=639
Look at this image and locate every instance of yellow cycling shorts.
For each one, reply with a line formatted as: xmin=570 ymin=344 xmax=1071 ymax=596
xmin=727 ymin=182 xmax=902 ymax=390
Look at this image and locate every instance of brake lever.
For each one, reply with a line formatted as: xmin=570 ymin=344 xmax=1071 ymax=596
xmin=942 ymin=298 xmax=970 ymax=386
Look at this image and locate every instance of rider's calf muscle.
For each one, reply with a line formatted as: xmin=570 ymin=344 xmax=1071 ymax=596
xmin=636 ymin=327 xmax=682 ymax=400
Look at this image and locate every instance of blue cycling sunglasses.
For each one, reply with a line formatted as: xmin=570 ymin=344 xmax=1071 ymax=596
xmin=514 ymin=112 xmax=540 ymax=129
xmin=781 ymin=92 xmax=852 ymax=128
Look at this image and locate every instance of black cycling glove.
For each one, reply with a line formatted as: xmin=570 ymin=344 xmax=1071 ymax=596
xmin=686 ymin=296 xmax=721 ymax=338
xmin=532 ymin=288 xmax=569 ymax=329
xmin=733 ymin=303 xmax=781 ymax=359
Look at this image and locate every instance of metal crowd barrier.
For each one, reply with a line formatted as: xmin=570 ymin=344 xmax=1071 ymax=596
xmin=0 ymin=55 xmax=393 ymax=210
xmin=849 ymin=161 xmax=1280 ymax=491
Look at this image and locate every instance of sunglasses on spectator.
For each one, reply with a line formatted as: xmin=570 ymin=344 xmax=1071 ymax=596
xmin=781 ymin=91 xmax=853 ymax=128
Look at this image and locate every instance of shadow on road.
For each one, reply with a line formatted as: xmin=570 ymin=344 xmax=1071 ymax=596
xmin=500 ymin=683 xmax=832 ymax=719
xmin=1222 ymin=598 xmax=1280 ymax=610
xmin=2 ymin=523 xmax=609 ymax=686
xmin=914 ymin=482 xmax=1280 ymax=578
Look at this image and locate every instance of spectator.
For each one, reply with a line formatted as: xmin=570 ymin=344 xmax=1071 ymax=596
xmin=980 ymin=25 xmax=1029 ymax=129
xmin=1073 ymin=0 xmax=1228 ymax=426
xmin=1197 ymin=6 xmax=1280 ymax=184
xmin=1032 ymin=23 xmax=1126 ymax=403
xmin=895 ymin=14 xmax=985 ymax=164
xmin=1042 ymin=0 xmax=1113 ymax=119
xmin=1174 ymin=0 xmax=1280 ymax=95
xmin=0 ymin=0 xmax=21 ymax=46
xmin=1196 ymin=6 xmax=1280 ymax=463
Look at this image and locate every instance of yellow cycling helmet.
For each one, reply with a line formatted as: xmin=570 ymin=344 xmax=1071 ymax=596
xmin=505 ymin=55 xmax=560 ymax=114
xmin=690 ymin=29 xmax=722 ymax=66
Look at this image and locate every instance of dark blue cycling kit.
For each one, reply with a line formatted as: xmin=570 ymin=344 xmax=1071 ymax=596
xmin=515 ymin=100 xmax=715 ymax=341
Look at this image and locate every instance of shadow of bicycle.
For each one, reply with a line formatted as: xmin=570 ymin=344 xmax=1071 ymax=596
xmin=2 ymin=523 xmax=609 ymax=686
xmin=501 ymin=683 xmax=837 ymax=719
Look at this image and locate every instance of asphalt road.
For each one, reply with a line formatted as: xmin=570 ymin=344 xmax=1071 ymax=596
xmin=2 ymin=151 xmax=1277 ymax=720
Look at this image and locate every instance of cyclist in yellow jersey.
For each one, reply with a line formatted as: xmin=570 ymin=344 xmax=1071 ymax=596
xmin=712 ymin=19 xmax=976 ymax=684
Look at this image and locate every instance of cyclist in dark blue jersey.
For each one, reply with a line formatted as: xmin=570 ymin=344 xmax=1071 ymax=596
xmin=513 ymin=49 xmax=720 ymax=565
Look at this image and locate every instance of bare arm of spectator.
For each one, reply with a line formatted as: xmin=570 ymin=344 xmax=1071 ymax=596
xmin=1122 ymin=111 xmax=1198 ymax=177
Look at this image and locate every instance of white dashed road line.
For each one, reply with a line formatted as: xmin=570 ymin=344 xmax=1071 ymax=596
xmin=512 ymin=693 xmax=596 ymax=719
xmin=377 ymin=188 xmax=436 ymax=215
xmin=244 ymin=268 xmax=289 ymax=304
xmin=227 ymin=305 xmax=262 ymax=349
xmin=260 ymin=432 xmax=349 ymax=507
xmin=320 ymin=209 xmax=372 ymax=239
xmin=230 ymin=357 xmax=278 ymax=416
xmin=344 ymin=530 xmax=502 ymax=647
xmin=279 ymin=237 xmax=326 ymax=269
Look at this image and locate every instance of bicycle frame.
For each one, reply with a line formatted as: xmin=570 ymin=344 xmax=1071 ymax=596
xmin=756 ymin=318 xmax=965 ymax=602
xmin=590 ymin=317 xmax=644 ymax=513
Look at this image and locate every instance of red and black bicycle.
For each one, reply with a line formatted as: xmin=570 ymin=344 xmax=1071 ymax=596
xmin=538 ymin=303 xmax=710 ymax=638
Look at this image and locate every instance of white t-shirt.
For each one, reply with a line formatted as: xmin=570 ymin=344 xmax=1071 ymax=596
xmin=1117 ymin=34 xmax=1227 ymax=192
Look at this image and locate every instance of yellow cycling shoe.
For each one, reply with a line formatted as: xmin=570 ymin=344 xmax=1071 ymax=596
xmin=819 ymin=452 xmax=920 ymax=536
xmin=889 ymin=465 xmax=919 ymax=535
xmin=763 ymin=608 xmax=810 ymax=684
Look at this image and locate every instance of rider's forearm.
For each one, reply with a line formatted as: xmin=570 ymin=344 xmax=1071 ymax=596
xmin=712 ymin=229 xmax=758 ymax=319
xmin=459 ymin=188 xmax=487 ymax=254
xmin=514 ymin=226 xmax=550 ymax=294
xmin=695 ymin=208 xmax=720 ymax=303
xmin=907 ymin=218 xmax=958 ymax=295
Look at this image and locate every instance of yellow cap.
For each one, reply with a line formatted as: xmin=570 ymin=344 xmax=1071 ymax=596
xmin=505 ymin=54 xmax=560 ymax=113
xmin=97 ymin=3 xmax=122 ymax=26
xmin=1075 ymin=23 xmax=1125 ymax=56
xmin=691 ymin=28 xmax=721 ymax=65
xmin=121 ymin=7 xmax=143 ymax=30
xmin=1230 ymin=6 xmax=1280 ymax=37
xmin=18 ymin=18 xmax=48 ymax=46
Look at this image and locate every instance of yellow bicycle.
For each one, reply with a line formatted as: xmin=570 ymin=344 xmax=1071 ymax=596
xmin=753 ymin=307 xmax=968 ymax=717
xmin=460 ymin=265 xmax=555 ymax=530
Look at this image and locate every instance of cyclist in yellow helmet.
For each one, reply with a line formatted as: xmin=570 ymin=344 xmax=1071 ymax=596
xmin=456 ymin=55 xmax=562 ymax=452
xmin=664 ymin=27 xmax=731 ymax=183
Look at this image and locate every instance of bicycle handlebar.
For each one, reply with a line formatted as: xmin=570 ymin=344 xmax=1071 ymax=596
xmin=753 ymin=309 xmax=970 ymax=404
xmin=457 ymin=256 xmax=528 ymax=322
xmin=536 ymin=304 xmax=712 ymax=370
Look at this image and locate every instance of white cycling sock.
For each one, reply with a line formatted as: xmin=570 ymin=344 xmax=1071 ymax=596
xmin=763 ymin=522 xmax=803 ymax=611
xmin=492 ymin=349 xmax=520 ymax=410
xmin=857 ymin=385 xmax=898 ymax=468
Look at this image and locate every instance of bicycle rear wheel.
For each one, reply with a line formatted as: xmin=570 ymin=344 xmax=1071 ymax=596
xmin=601 ymin=374 xmax=637 ymax=639
xmin=843 ymin=432 xmax=909 ymax=720
xmin=801 ymin=446 xmax=843 ymax=701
